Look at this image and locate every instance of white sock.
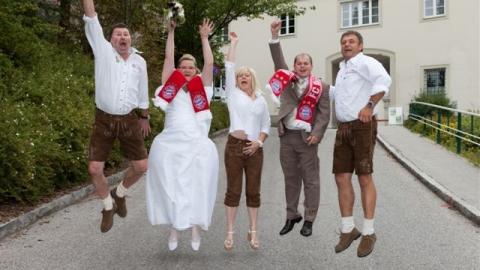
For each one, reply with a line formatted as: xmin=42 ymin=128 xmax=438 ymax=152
xmin=362 ymin=218 xmax=375 ymax=235
xmin=116 ymin=181 xmax=128 ymax=198
xmin=341 ymin=216 xmax=355 ymax=233
xmin=102 ymin=194 xmax=113 ymax=210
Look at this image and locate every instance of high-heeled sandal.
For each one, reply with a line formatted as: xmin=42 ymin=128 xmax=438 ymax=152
xmin=247 ymin=230 xmax=260 ymax=250
xmin=224 ymin=231 xmax=234 ymax=251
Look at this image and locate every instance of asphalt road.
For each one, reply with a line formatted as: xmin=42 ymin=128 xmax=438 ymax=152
xmin=0 ymin=129 xmax=478 ymax=270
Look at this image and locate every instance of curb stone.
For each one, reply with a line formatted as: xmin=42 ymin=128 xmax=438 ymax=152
xmin=0 ymin=170 xmax=126 ymax=241
xmin=0 ymin=128 xmax=229 ymax=241
xmin=377 ymin=134 xmax=480 ymax=226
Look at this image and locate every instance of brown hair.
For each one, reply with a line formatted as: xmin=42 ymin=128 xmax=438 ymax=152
xmin=340 ymin=30 xmax=364 ymax=44
xmin=109 ymin=23 xmax=130 ymax=39
xmin=294 ymin=53 xmax=313 ymax=65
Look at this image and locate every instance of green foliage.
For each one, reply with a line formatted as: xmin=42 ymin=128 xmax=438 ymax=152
xmin=209 ymin=101 xmax=230 ymax=134
xmin=0 ymin=0 xmax=95 ymax=204
xmin=0 ymin=49 xmax=95 ymax=203
xmin=77 ymin=0 xmax=309 ymax=85
xmin=144 ymin=108 xmax=165 ymax=149
xmin=0 ymin=0 xmax=237 ymax=204
xmin=405 ymin=95 xmax=480 ymax=167
xmin=27 ymin=0 xmax=307 ymax=86
xmin=409 ymin=91 xmax=456 ymax=117
xmin=405 ymin=117 xmax=480 ymax=166
xmin=170 ymin=0 xmax=310 ymax=67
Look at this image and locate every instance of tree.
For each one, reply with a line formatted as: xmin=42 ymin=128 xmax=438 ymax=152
xmin=92 ymin=0 xmax=311 ymax=84
xmin=170 ymin=0 xmax=311 ymax=65
xmin=19 ymin=0 xmax=311 ymax=85
xmin=51 ymin=0 xmax=311 ymax=85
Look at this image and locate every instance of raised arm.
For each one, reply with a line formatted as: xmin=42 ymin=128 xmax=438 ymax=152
xmin=82 ymin=0 xmax=96 ymax=18
xmin=271 ymin=20 xmax=280 ymax=40
xmin=224 ymin=32 xmax=238 ymax=96
xmin=226 ymin=32 xmax=238 ymax=62
xmin=269 ymin=20 xmax=288 ymax=71
xmin=199 ymin=19 xmax=214 ymax=86
xmin=82 ymin=0 xmax=109 ymax=56
xmin=161 ymin=21 xmax=176 ymax=84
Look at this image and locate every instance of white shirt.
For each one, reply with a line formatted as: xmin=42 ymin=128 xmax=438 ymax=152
xmin=284 ymin=77 xmax=308 ymax=130
xmin=83 ymin=15 xmax=148 ymax=115
xmin=268 ymin=38 xmax=309 ymax=130
xmin=225 ymin=61 xmax=270 ymax=141
xmin=331 ymin=53 xmax=391 ymax=122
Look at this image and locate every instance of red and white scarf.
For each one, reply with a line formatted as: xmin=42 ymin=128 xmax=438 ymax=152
xmin=266 ymin=69 xmax=323 ymax=132
xmin=153 ymin=69 xmax=211 ymax=121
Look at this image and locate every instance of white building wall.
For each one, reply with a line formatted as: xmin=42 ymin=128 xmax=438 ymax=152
xmin=225 ymin=0 xmax=479 ymax=117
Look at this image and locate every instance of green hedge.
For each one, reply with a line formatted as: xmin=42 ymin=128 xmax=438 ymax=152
xmin=0 ymin=2 xmax=97 ymax=204
xmin=0 ymin=50 xmax=94 ymax=204
xmin=209 ymin=100 xmax=230 ymax=134
xmin=404 ymin=115 xmax=480 ymax=167
xmin=405 ymin=92 xmax=479 ymax=166
xmin=0 ymin=67 xmax=229 ymax=205
xmin=0 ymin=1 xmax=230 ymax=204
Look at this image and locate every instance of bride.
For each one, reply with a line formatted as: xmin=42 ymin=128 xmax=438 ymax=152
xmin=146 ymin=18 xmax=218 ymax=251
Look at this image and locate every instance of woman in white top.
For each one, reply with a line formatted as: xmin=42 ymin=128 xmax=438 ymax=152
xmin=146 ymin=19 xmax=219 ymax=252
xmin=223 ymin=32 xmax=270 ymax=251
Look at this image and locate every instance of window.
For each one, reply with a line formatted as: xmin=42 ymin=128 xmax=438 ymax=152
xmin=424 ymin=0 xmax=445 ymax=18
xmin=220 ymin=25 xmax=229 ymax=42
xmin=341 ymin=0 xmax=379 ymax=28
xmin=280 ymin=13 xmax=295 ymax=35
xmin=424 ymin=68 xmax=446 ymax=95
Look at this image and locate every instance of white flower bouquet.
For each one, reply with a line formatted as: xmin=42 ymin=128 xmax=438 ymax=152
xmin=165 ymin=0 xmax=185 ymax=25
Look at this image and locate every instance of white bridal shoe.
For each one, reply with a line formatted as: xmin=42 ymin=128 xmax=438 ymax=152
xmin=191 ymin=225 xmax=201 ymax=251
xmin=168 ymin=228 xmax=178 ymax=251
xmin=191 ymin=239 xmax=201 ymax=251
xmin=168 ymin=241 xmax=178 ymax=251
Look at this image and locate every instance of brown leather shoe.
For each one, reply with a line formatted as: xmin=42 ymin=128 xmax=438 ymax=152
xmin=111 ymin=188 xmax=127 ymax=218
xmin=100 ymin=204 xmax=117 ymax=233
xmin=357 ymin=233 xmax=377 ymax=257
xmin=335 ymin=227 xmax=361 ymax=253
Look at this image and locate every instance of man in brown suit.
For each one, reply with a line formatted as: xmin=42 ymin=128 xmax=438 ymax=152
xmin=268 ymin=21 xmax=330 ymax=237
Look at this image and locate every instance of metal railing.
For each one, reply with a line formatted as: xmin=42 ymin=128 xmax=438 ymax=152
xmin=408 ymin=102 xmax=480 ymax=154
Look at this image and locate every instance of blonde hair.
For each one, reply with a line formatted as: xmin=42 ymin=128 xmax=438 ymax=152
xmin=177 ymin=54 xmax=201 ymax=74
xmin=235 ymin=66 xmax=259 ymax=92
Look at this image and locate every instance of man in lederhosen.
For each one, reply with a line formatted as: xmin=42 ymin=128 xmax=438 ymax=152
xmin=82 ymin=0 xmax=150 ymax=233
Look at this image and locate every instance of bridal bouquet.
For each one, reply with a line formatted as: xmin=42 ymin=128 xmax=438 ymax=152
xmin=164 ymin=0 xmax=185 ymax=25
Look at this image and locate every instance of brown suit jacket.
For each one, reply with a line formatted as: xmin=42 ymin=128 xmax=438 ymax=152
xmin=269 ymin=42 xmax=330 ymax=144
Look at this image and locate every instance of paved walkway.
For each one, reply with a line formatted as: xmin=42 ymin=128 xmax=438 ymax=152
xmin=377 ymin=124 xmax=480 ymax=223
xmin=0 ymin=129 xmax=478 ymax=269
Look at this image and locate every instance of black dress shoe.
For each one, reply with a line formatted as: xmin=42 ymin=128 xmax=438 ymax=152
xmin=300 ymin=221 xmax=313 ymax=237
xmin=279 ymin=216 xmax=302 ymax=235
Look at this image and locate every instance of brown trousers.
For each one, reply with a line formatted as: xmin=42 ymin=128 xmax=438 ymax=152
xmin=333 ymin=118 xmax=377 ymax=175
xmin=280 ymin=129 xmax=320 ymax=222
xmin=88 ymin=108 xmax=147 ymax=161
xmin=224 ymin=135 xmax=264 ymax=208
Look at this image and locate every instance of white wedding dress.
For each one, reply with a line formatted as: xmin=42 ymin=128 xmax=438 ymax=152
xmin=146 ymin=86 xmax=219 ymax=230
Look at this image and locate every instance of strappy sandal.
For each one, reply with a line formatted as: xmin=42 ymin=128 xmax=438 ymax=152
xmin=247 ymin=230 xmax=260 ymax=250
xmin=224 ymin=231 xmax=234 ymax=251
